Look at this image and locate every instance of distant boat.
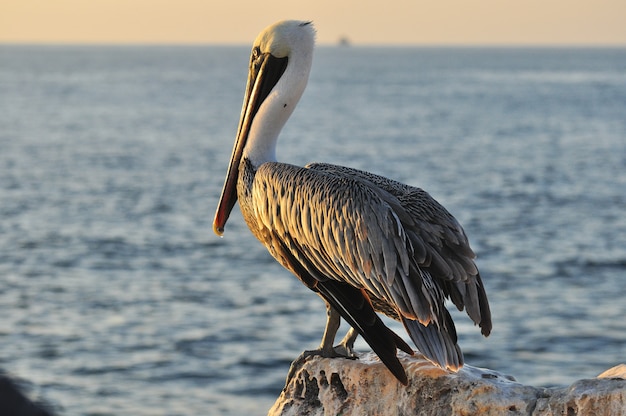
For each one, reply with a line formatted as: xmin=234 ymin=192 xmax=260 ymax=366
xmin=338 ymin=36 xmax=351 ymax=46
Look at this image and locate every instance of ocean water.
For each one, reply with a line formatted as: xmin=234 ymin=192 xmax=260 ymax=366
xmin=1 ymin=44 xmax=625 ymax=415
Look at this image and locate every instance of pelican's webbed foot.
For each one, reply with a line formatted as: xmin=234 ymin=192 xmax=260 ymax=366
xmin=285 ymin=345 xmax=358 ymax=386
xmin=285 ymin=305 xmax=361 ymax=385
xmin=333 ymin=327 xmax=359 ymax=358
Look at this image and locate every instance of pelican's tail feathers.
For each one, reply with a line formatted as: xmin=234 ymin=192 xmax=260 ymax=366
xmin=401 ymin=310 xmax=464 ymax=371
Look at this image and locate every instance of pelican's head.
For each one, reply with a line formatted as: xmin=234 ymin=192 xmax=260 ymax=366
xmin=213 ymin=20 xmax=316 ymax=236
xmin=253 ymin=20 xmax=316 ymax=61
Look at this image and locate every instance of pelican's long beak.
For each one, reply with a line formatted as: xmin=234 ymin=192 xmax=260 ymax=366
xmin=213 ymin=50 xmax=288 ymax=236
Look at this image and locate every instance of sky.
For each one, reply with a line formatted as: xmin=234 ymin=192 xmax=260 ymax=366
xmin=1 ymin=0 xmax=626 ymax=45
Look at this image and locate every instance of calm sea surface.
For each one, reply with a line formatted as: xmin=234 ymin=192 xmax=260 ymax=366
xmin=1 ymin=45 xmax=625 ymax=415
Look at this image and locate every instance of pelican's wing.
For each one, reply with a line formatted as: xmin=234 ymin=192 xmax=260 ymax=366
xmin=253 ymin=163 xmax=440 ymax=320
xmin=252 ymin=162 xmax=470 ymax=369
xmin=306 ymin=162 xmax=492 ymax=337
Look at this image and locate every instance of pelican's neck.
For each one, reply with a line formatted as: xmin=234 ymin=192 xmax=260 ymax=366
xmin=242 ymin=43 xmax=313 ymax=169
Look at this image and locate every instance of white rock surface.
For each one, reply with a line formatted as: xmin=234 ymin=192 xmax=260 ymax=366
xmin=268 ymin=352 xmax=626 ymax=416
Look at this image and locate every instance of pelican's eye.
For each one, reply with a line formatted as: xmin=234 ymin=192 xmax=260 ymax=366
xmin=250 ymin=46 xmax=263 ymax=72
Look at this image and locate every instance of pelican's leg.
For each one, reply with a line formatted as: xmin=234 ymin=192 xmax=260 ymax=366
xmin=285 ymin=303 xmax=352 ymax=384
xmin=319 ymin=302 xmax=341 ymax=356
xmin=334 ymin=327 xmax=359 ymax=358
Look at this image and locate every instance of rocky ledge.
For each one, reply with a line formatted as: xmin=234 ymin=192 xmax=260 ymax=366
xmin=268 ymin=352 xmax=626 ymax=416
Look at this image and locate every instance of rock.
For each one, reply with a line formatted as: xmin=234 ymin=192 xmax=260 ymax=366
xmin=268 ymin=352 xmax=626 ymax=416
xmin=598 ymin=364 xmax=626 ymax=380
xmin=0 ymin=371 xmax=56 ymax=416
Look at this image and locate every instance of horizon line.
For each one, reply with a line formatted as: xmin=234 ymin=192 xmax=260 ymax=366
xmin=2 ymin=40 xmax=626 ymax=48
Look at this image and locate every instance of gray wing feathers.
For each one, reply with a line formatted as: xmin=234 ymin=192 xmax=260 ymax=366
xmin=254 ymin=161 xmax=491 ymax=370
xmin=306 ymin=162 xmax=491 ymax=335
xmin=255 ymin=163 xmax=426 ymax=316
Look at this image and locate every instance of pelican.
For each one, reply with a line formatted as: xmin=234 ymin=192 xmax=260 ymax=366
xmin=213 ymin=20 xmax=491 ymax=385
